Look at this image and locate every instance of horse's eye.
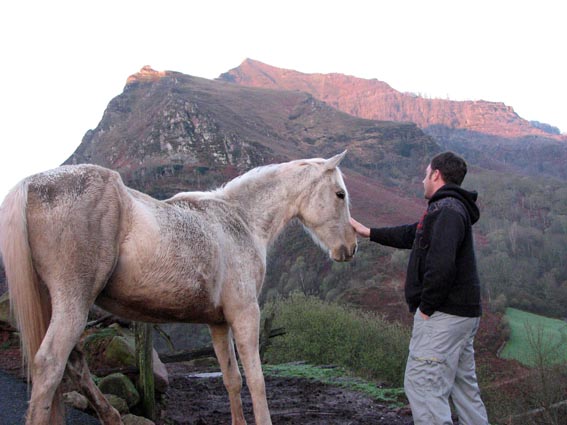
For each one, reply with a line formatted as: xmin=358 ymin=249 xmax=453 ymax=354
xmin=336 ymin=191 xmax=346 ymax=200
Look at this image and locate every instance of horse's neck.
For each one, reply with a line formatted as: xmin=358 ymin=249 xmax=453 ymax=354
xmin=221 ymin=169 xmax=306 ymax=247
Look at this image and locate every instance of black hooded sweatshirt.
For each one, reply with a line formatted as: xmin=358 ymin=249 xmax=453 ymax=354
xmin=369 ymin=184 xmax=482 ymax=317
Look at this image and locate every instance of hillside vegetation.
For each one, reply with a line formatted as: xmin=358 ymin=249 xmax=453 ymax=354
xmin=262 ymin=293 xmax=410 ymax=386
xmin=469 ymin=171 xmax=567 ymax=318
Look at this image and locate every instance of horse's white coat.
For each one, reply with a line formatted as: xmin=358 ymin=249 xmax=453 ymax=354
xmin=0 ymin=152 xmax=357 ymax=425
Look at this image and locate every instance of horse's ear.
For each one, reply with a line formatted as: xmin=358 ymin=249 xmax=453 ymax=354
xmin=324 ymin=150 xmax=347 ymax=170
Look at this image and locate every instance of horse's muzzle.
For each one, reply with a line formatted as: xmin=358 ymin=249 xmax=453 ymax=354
xmin=332 ymin=243 xmax=357 ymax=262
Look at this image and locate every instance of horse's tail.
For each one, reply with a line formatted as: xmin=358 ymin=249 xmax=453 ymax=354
xmin=0 ymin=181 xmax=51 ymax=379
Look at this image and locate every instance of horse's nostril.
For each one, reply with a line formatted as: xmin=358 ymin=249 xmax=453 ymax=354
xmin=333 ymin=244 xmax=357 ymax=262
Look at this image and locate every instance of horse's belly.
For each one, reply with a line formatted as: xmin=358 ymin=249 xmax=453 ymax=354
xmin=99 ymin=268 xmax=225 ymax=324
xmin=101 ymin=208 xmax=225 ymax=323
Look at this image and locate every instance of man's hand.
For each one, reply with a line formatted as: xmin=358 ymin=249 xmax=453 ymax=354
xmin=350 ymin=217 xmax=370 ymax=238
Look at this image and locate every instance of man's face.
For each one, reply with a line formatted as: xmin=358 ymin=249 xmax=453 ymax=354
xmin=422 ymin=164 xmax=438 ymax=200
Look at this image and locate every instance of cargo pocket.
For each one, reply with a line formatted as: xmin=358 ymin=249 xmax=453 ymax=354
xmin=407 ymin=352 xmax=448 ymax=394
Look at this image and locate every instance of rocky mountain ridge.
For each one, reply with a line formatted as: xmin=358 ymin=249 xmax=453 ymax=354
xmin=220 ymin=59 xmax=562 ymax=139
xmin=220 ymin=59 xmax=567 ymax=180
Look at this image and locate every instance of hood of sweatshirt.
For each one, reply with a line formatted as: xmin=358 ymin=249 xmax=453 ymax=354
xmin=429 ymin=184 xmax=480 ymax=224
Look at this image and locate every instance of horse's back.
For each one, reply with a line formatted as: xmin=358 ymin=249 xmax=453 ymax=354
xmin=25 ymin=164 xmax=128 ymax=229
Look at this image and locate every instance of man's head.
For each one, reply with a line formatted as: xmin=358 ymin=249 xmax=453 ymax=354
xmin=423 ymin=151 xmax=467 ymax=199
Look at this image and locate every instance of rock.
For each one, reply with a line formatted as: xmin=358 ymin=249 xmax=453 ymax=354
xmin=81 ymin=326 xmax=120 ymax=370
xmin=63 ymin=389 xmax=130 ymax=415
xmin=104 ymin=393 xmax=130 ymax=414
xmin=126 ymin=66 xmax=166 ymax=86
xmin=105 ymin=336 xmax=136 ymax=366
xmin=104 ymin=330 xmax=169 ymax=393
xmin=121 ymin=413 xmax=155 ymax=425
xmin=97 ymin=373 xmax=140 ymax=408
xmin=82 ymin=325 xmax=169 ymax=392
xmin=151 ymin=349 xmax=169 ymax=393
xmin=63 ymin=391 xmax=89 ymax=411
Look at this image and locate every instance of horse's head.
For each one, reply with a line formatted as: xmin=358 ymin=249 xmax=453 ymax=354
xmin=297 ymin=151 xmax=357 ymax=262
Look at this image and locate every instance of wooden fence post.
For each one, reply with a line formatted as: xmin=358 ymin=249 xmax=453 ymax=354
xmin=134 ymin=321 xmax=155 ymax=420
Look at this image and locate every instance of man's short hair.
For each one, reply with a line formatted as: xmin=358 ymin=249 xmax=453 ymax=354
xmin=430 ymin=151 xmax=467 ymax=186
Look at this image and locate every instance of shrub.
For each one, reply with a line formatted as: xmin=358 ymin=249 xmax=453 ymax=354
xmin=491 ymin=293 xmax=509 ymax=314
xmin=262 ymin=293 xmax=410 ymax=386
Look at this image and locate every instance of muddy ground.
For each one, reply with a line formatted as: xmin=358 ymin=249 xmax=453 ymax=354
xmin=158 ymin=363 xmax=413 ymax=425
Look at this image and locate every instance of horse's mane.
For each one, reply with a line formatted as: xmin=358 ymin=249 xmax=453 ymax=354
xmin=219 ymin=158 xmax=325 ymax=196
xmin=168 ymin=158 xmax=325 ymax=203
xmin=221 ymin=163 xmax=280 ymax=193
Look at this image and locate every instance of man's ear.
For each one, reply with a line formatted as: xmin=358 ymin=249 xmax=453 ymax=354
xmin=433 ymin=169 xmax=445 ymax=183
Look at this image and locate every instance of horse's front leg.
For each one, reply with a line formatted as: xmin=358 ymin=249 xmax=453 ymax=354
xmin=230 ymin=302 xmax=272 ymax=425
xmin=209 ymin=324 xmax=246 ymax=425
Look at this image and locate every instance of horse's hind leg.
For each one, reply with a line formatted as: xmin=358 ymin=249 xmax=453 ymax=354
xmin=26 ymin=299 xmax=91 ymax=425
xmin=209 ymin=324 xmax=246 ymax=425
xmin=66 ymin=347 xmax=122 ymax=425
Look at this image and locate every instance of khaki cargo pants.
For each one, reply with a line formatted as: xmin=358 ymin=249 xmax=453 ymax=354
xmin=404 ymin=309 xmax=489 ymax=425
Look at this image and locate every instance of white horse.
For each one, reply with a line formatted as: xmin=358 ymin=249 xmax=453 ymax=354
xmin=0 ymin=152 xmax=357 ymax=425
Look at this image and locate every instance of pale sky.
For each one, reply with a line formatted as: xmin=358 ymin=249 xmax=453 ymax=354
xmin=0 ymin=0 xmax=564 ymax=202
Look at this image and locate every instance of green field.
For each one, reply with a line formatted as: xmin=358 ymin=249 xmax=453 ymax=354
xmin=500 ymin=307 xmax=567 ymax=367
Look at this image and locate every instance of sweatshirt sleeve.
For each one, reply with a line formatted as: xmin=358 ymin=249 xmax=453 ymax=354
xmin=369 ymin=223 xmax=418 ymax=249
xmin=419 ymin=208 xmax=465 ymax=316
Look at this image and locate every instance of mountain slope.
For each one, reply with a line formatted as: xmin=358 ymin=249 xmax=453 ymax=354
xmin=66 ymin=66 xmax=435 ymax=223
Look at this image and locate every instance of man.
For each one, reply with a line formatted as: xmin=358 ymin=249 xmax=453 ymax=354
xmin=350 ymin=151 xmax=489 ymax=425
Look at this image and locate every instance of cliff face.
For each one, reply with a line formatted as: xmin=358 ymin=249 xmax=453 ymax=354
xmin=220 ymin=59 xmax=567 ymax=180
xmin=220 ymin=59 xmax=560 ymax=139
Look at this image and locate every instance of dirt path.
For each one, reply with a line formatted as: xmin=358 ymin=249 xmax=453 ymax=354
xmin=159 ymin=365 xmax=413 ymax=425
